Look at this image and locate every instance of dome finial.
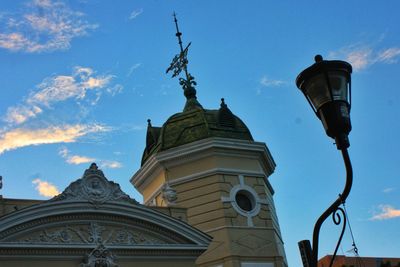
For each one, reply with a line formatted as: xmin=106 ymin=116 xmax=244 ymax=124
xmin=220 ymin=98 xmax=227 ymax=108
xmin=89 ymin=162 xmax=98 ymax=170
xmin=166 ymin=12 xmax=202 ymax=112
xmin=147 ymin=119 xmax=152 ymax=127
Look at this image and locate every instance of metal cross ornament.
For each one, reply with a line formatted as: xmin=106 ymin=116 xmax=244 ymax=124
xmin=166 ymin=12 xmax=196 ymax=91
xmin=166 ymin=42 xmax=191 ymax=78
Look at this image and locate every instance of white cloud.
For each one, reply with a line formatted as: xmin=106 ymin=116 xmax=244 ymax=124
xmin=75 ymin=67 xmax=94 ymax=77
xmin=67 ymin=155 xmax=94 ymax=164
xmin=3 ymin=66 xmax=116 ymax=125
xmin=30 ymin=75 xmax=81 ymax=105
xmin=260 ymin=76 xmax=286 ymax=87
xmin=4 ymin=105 xmax=42 ymax=125
xmin=58 ymin=147 xmax=69 ymax=157
xmin=30 ymin=68 xmax=114 ymax=106
xmin=345 ymin=48 xmax=372 ymax=71
xmin=129 ymin=8 xmax=143 ymax=20
xmin=100 ymin=160 xmax=122 ymax=169
xmin=376 ymin=48 xmax=400 ymax=63
xmin=0 ymin=0 xmax=97 ymax=53
xmin=131 ymin=125 xmax=145 ymax=131
xmin=329 ymin=44 xmax=400 ymax=71
xmin=127 ymin=63 xmax=142 ymax=77
xmin=59 ymin=147 xmax=121 ymax=168
xmin=0 ymin=33 xmax=35 ymax=51
xmin=257 ymin=75 xmax=286 ymax=94
xmin=32 ymin=178 xmax=60 ymax=197
xmin=83 ymin=76 xmax=112 ymax=89
xmin=383 ymin=187 xmax=395 ymax=193
xmin=59 ymin=147 xmax=94 ymax=165
xmin=370 ymin=205 xmax=400 ymax=220
xmin=106 ymin=84 xmax=123 ymax=96
xmin=0 ymin=124 xmax=109 ymax=154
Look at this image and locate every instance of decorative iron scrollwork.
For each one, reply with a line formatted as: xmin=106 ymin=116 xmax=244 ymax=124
xmin=330 ymin=207 xmax=347 ymax=267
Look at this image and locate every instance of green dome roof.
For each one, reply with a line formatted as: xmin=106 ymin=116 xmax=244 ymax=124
xmin=141 ymin=99 xmax=253 ymax=166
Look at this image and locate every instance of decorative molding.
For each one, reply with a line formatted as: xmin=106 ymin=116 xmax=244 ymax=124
xmin=0 ymin=245 xmax=208 ymax=260
xmin=18 ymin=222 xmax=167 ymax=246
xmin=52 ymin=163 xmax=138 ymax=207
xmin=0 ymin=202 xmax=211 ymax=247
xmin=132 ymin=137 xmax=276 ymax=190
xmin=0 ymin=213 xmax=188 ymax=245
xmin=130 ymin=159 xmax=165 ymax=193
xmin=156 ymin=138 xmax=275 ymax=170
xmin=171 ymin=168 xmax=265 ymax=186
xmin=241 ymin=262 xmax=274 ymax=267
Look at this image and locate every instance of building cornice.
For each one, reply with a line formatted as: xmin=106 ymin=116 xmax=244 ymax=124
xmin=131 ymin=137 xmax=276 ymax=192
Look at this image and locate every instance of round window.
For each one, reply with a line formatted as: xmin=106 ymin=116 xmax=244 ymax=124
xmin=235 ymin=190 xmax=255 ymax=212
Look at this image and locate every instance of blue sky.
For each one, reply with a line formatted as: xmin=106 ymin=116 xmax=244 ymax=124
xmin=0 ymin=0 xmax=399 ymax=266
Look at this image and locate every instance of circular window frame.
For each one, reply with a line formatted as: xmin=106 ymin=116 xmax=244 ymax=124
xmin=229 ymin=184 xmax=261 ymax=218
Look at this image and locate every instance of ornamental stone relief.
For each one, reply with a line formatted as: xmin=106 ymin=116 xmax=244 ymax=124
xmin=19 ymin=222 xmax=167 ymax=245
xmin=51 ymin=163 xmax=138 ymax=207
xmin=162 ymin=183 xmax=178 ymax=205
xmin=81 ymin=244 xmax=119 ymax=267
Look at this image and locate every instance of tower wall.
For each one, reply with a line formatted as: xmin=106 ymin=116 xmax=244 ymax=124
xmin=132 ymin=138 xmax=287 ymax=267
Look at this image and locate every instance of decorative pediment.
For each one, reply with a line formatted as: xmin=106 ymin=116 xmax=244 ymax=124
xmin=51 ymin=163 xmax=138 ymax=207
xmin=7 ymin=222 xmax=168 ymax=246
xmin=0 ymin=163 xmax=211 ymax=263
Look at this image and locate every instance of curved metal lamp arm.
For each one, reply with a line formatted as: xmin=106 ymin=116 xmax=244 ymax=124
xmin=311 ymin=148 xmax=353 ymax=267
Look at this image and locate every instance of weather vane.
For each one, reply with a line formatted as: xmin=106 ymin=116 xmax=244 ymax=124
xmin=166 ymin=12 xmax=197 ymax=92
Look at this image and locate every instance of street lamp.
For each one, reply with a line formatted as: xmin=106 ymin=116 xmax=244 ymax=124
xmin=295 ymin=55 xmax=354 ymax=267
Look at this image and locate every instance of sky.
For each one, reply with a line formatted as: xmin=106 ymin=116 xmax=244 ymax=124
xmin=0 ymin=0 xmax=399 ymax=266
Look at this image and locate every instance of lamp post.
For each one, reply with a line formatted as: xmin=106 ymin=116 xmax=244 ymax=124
xmin=295 ymin=55 xmax=353 ymax=267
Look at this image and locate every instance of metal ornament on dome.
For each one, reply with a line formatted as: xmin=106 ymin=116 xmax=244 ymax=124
xmin=166 ymin=12 xmax=202 ymax=112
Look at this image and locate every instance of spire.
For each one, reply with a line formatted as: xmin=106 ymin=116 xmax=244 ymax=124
xmin=220 ymin=98 xmax=227 ymax=108
xmin=218 ymin=98 xmax=236 ymax=128
xmin=166 ymin=12 xmax=202 ymax=112
xmin=146 ymin=119 xmax=156 ymax=148
xmin=144 ymin=118 xmax=161 ymax=158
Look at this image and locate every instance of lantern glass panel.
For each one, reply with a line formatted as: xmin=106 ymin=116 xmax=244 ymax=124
xmin=304 ymin=71 xmax=349 ymax=111
xmin=304 ymin=73 xmax=331 ymax=110
xmin=328 ymin=71 xmax=348 ymax=102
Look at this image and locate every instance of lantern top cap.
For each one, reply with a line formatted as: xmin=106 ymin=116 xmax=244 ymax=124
xmin=315 ymin=54 xmax=323 ymax=62
xmin=296 ymin=55 xmax=353 ymax=90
